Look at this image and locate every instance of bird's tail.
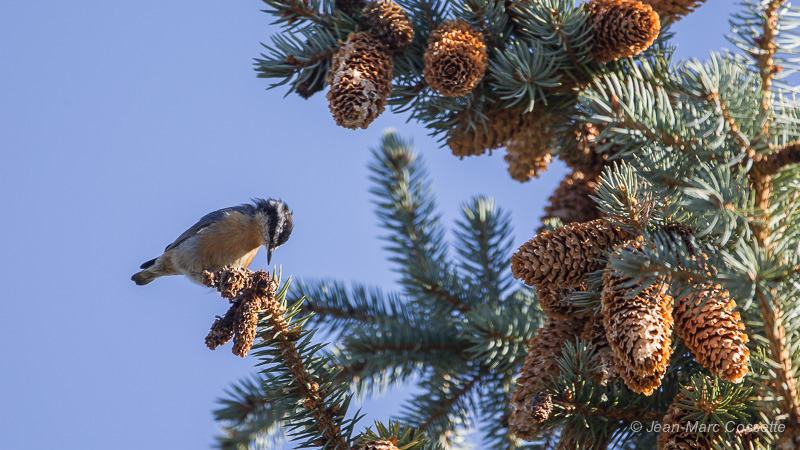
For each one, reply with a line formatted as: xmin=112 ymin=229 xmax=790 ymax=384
xmin=131 ymin=269 xmax=159 ymax=285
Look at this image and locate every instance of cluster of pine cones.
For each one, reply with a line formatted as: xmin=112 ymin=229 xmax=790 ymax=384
xmin=327 ymin=1 xmax=489 ymax=131
xmin=322 ymin=0 xmax=667 ymax=181
xmin=506 ymin=217 xmax=750 ymax=443
xmin=202 ymin=267 xmax=280 ymax=357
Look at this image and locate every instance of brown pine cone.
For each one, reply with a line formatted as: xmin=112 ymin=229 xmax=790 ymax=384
xmin=205 ymin=313 xmax=237 ymax=350
xmin=537 ymin=285 xmax=590 ymax=321
xmin=584 ymin=0 xmax=661 ymax=63
xmin=580 ymin=313 xmax=619 ymax=385
xmin=509 ymin=317 xmax=584 ymax=440
xmin=539 ymin=170 xmax=601 ymax=230
xmin=361 ymin=1 xmax=414 ymax=49
xmin=447 ymin=105 xmax=533 ymax=157
xmin=657 ymin=387 xmax=716 ymax=449
xmin=601 ymin=243 xmax=674 ymax=395
xmin=327 ymin=32 xmax=393 ymax=129
xmin=359 ymin=439 xmax=399 ymax=450
xmin=616 ymin=359 xmax=667 ymax=396
xmin=641 ymin=0 xmax=706 ymax=24
xmin=559 ymin=123 xmax=609 ymax=177
xmin=423 ymin=20 xmax=488 ymax=97
xmin=232 ymin=296 xmax=262 ymax=357
xmin=511 ymin=219 xmax=632 ymax=289
xmin=336 ymin=0 xmax=367 ymax=16
xmin=529 ymin=391 xmax=553 ymax=424
xmin=504 ymin=114 xmax=556 ymax=182
xmin=674 ymin=285 xmax=749 ymax=383
xmin=777 ymin=425 xmax=800 ymax=450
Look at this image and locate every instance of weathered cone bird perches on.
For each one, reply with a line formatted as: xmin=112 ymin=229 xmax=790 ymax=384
xmin=202 ymin=267 xmax=279 ymax=357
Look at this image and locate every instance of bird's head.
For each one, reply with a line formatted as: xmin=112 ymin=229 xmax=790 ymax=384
xmin=252 ymin=198 xmax=294 ymax=265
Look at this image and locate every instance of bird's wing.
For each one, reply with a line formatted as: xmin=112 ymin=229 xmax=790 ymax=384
xmin=163 ymin=205 xmax=251 ymax=252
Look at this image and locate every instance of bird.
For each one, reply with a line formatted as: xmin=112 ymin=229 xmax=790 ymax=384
xmin=131 ymin=198 xmax=293 ymax=285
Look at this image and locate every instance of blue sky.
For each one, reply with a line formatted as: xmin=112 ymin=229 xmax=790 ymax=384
xmin=1 ymin=1 xmax=739 ymax=448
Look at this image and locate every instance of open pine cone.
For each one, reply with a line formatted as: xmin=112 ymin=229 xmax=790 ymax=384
xmin=674 ymin=285 xmax=749 ymax=383
xmin=602 ymin=243 xmax=674 ymax=395
xmin=509 ymin=317 xmax=584 ymax=440
xmin=448 ymin=105 xmax=533 ymax=157
xmin=511 ymin=219 xmax=631 ymax=289
xmin=327 ymin=32 xmax=393 ymax=129
xmin=361 ymin=1 xmax=414 ymax=49
xmin=641 ymin=0 xmax=707 ymax=23
xmin=423 ymin=20 xmax=488 ymax=96
xmin=584 ymin=0 xmax=661 ymax=62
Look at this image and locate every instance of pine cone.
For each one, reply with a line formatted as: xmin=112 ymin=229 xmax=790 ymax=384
xmin=232 ymin=296 xmax=261 ymax=357
xmin=559 ymin=123 xmax=609 ymax=177
xmin=295 ymin=74 xmax=327 ymax=99
xmin=204 ymin=266 xmax=252 ymax=299
xmin=584 ymin=0 xmax=661 ymax=63
xmin=674 ymin=285 xmax=749 ymax=383
xmin=537 ymin=285 xmax=590 ymax=321
xmin=423 ymin=20 xmax=488 ymax=97
xmin=336 ymin=0 xmax=367 ymax=16
xmin=539 ymin=171 xmax=601 ymax=230
xmin=657 ymin=387 xmax=715 ymax=449
xmin=205 ymin=313 xmax=236 ymax=350
xmin=580 ymin=314 xmax=619 ymax=385
xmin=327 ymin=32 xmax=393 ymax=129
xmin=511 ymin=219 xmax=631 ymax=289
xmin=602 ymin=244 xmax=674 ymax=395
xmin=641 ymin=0 xmax=706 ymax=23
xmin=509 ymin=318 xmax=584 ymax=440
xmin=359 ymin=439 xmax=399 ymax=450
xmin=777 ymin=425 xmax=800 ymax=450
xmin=361 ymin=1 xmax=414 ymax=49
xmin=616 ymin=360 xmax=666 ymax=396
xmin=447 ymin=105 xmax=532 ymax=157
xmin=504 ymin=115 xmax=556 ymax=182
xmin=530 ymin=391 xmax=553 ymax=424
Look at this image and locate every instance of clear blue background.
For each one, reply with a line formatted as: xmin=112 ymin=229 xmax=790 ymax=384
xmin=0 ymin=1 xmax=741 ymax=448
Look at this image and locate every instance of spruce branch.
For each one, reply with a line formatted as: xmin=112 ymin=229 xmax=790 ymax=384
xmin=369 ymin=132 xmax=471 ymax=313
xmin=206 ymin=267 xmax=355 ymax=449
xmin=735 ymin=3 xmax=800 ymax=432
xmin=415 ymin=370 xmax=485 ymax=432
xmin=755 ymin=0 xmax=789 ymax=125
xmin=291 ymin=280 xmax=410 ymax=330
xmin=261 ymin=0 xmax=335 ymax=28
xmin=453 ymin=197 xmax=515 ymax=303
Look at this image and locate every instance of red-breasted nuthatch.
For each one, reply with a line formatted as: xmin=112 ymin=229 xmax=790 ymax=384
xmin=131 ymin=198 xmax=293 ymax=285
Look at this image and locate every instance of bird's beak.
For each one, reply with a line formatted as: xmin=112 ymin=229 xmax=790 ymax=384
xmin=267 ymin=248 xmax=273 ymax=266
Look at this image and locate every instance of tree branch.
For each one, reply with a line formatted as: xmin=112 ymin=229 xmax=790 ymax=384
xmin=204 ymin=268 xmax=350 ymax=450
xmin=418 ymin=372 xmax=484 ymax=430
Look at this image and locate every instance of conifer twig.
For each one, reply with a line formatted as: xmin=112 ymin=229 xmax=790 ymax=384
xmin=745 ymin=3 xmax=800 ymax=434
xmin=418 ymin=372 xmax=484 ymax=430
xmin=552 ymin=398 xmax=664 ymax=423
xmin=755 ymin=0 xmax=788 ymax=127
xmin=204 ymin=267 xmax=350 ymax=449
